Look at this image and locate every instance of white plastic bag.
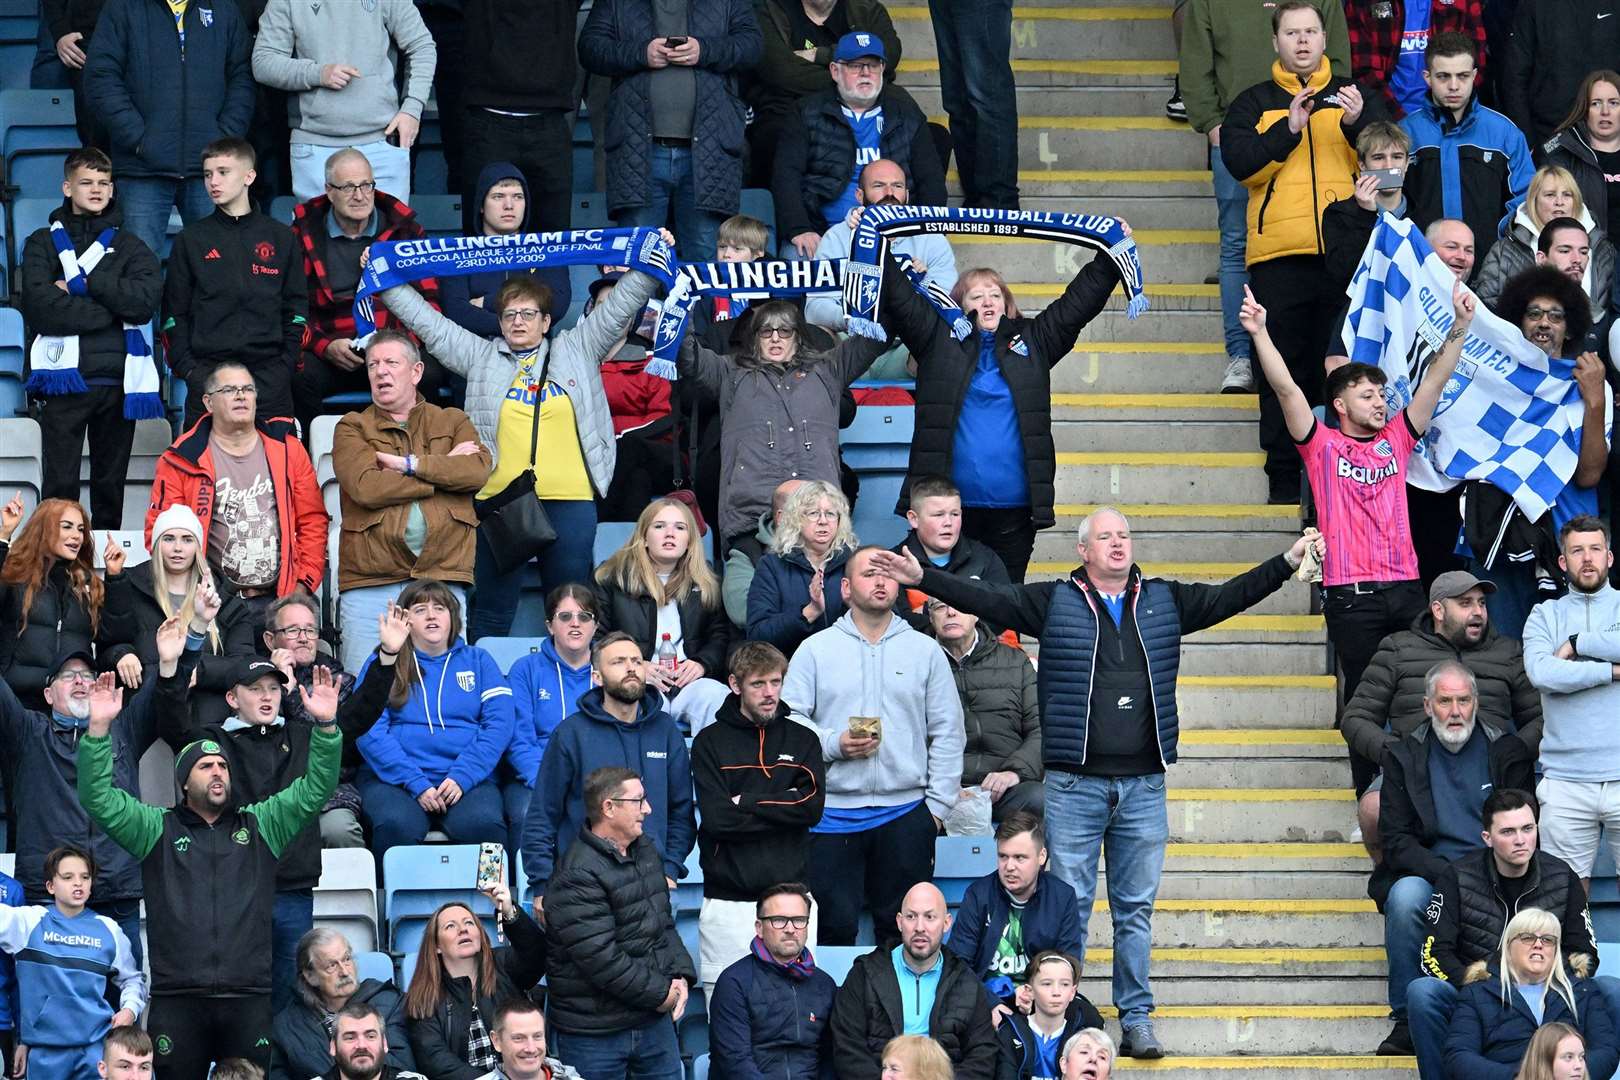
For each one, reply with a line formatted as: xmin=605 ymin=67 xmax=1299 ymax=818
xmin=944 ymin=787 xmax=994 ymax=836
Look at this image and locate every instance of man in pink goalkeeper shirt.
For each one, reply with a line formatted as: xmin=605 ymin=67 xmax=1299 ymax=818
xmin=1240 ymin=278 xmax=1475 ymax=786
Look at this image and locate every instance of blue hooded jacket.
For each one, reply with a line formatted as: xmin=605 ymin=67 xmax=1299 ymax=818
xmin=945 ymin=868 xmax=1085 ymax=1005
xmin=503 ymin=636 xmax=595 ymax=785
xmin=520 ymin=685 xmax=696 ymax=896
xmin=355 ymin=641 xmax=515 ymax=797
xmin=439 ymin=161 xmax=573 ymax=338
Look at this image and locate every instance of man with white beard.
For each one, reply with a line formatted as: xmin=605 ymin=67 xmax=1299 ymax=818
xmin=1370 ymin=659 xmax=1536 ymax=1056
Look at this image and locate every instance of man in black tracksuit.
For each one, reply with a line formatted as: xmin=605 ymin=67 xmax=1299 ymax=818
xmin=157 ymin=615 xmax=400 ymax=1014
xmin=19 ymin=148 xmax=162 ymax=530
xmin=690 ymin=641 xmax=826 ymax=988
xmin=77 ymin=631 xmax=350 ymax=1079
xmin=162 ymin=137 xmax=307 ymax=427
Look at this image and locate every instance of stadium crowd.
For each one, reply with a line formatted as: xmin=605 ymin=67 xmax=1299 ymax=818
xmin=0 ymin=0 xmax=1619 ymax=1078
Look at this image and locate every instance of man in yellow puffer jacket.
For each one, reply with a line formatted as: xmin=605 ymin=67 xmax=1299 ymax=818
xmin=1223 ymin=0 xmax=1382 ymax=504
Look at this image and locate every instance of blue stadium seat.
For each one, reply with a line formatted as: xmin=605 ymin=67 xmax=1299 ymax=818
xmin=935 ymin=836 xmax=996 ymax=906
xmin=840 ymin=405 xmax=915 ymax=548
xmin=411 ymin=194 xmax=463 ymax=238
xmin=674 ymin=846 xmax=703 ymax=913
xmin=401 ymin=949 xmax=418 ymax=991
xmin=0 ymin=90 xmax=76 ymax=192
xmin=381 ymin=845 xmax=500 ymax=956
xmin=269 ymin=196 xmax=297 ymax=225
xmin=10 ymin=195 xmax=52 ymax=273
xmin=354 ymin=950 xmax=396 ymax=986
xmin=811 ymin=944 xmax=867 ymax=984
xmin=677 ymin=991 xmax=709 ymax=1063
xmin=592 ymin=520 xmax=637 ymax=566
xmin=739 ymin=189 xmax=776 ymax=252
xmin=573 ymin=192 xmax=611 ymax=230
xmin=416 ymin=148 xmax=449 ymax=198
xmin=480 ymin=636 xmax=545 ymax=675
xmin=692 ymin=1053 xmax=709 ymax=1080
xmin=0 ymin=305 xmax=23 ymax=382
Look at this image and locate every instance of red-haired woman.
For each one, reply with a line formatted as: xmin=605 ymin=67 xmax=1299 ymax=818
xmin=0 ymin=496 xmax=131 ymax=709
xmin=404 ymin=883 xmax=547 ymax=1080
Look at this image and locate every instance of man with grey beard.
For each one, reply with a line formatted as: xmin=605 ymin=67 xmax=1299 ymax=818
xmin=1370 ymin=659 xmax=1536 ymax=1056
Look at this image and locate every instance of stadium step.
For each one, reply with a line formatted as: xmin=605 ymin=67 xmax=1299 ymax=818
xmin=1111 ymin=1056 xmax=1415 ymax=1078
xmin=1034 ymin=516 xmax=1288 ymax=562
xmin=1084 ymin=898 xmax=1381 ymax=949
xmin=1175 ymin=730 xmax=1352 ymax=789
xmin=1051 ymin=395 xmax=1257 ymax=453
xmin=891 ymin=5 xmax=1175 ymax=62
xmin=956 ymin=230 xmax=1218 ymax=284
xmin=1051 ymin=453 xmax=1270 ymax=505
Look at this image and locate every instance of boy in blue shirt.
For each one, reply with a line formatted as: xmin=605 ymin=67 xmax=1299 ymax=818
xmin=0 ymin=845 xmax=145 ymax=1080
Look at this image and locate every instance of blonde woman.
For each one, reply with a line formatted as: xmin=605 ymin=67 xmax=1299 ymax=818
xmin=1445 ymin=907 xmax=1618 ymax=1079
xmin=745 ymin=480 xmax=858 ymax=656
xmin=1475 ymin=165 xmax=1616 ymax=318
xmin=881 ymin=1035 xmax=955 ymax=1080
xmin=1518 ymin=1023 xmax=1589 ymax=1080
xmin=595 ymin=497 xmax=731 ymax=733
xmin=102 ymin=504 xmax=256 ymax=727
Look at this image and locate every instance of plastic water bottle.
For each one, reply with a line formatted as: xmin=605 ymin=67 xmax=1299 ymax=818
xmin=657 ymin=633 xmax=679 ymax=673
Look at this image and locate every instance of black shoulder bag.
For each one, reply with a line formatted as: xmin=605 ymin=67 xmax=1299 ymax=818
xmin=473 ymin=352 xmax=559 ymax=574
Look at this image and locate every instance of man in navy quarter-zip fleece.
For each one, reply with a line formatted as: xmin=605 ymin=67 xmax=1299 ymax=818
xmin=872 ymin=508 xmax=1314 ymax=1059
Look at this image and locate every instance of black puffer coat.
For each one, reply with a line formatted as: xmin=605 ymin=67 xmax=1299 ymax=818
xmin=876 ymin=250 xmax=1121 ymax=528
xmin=578 ymin=0 xmax=763 ymax=217
xmin=946 ymin=632 xmax=1042 ymax=788
xmin=596 ymin=578 xmax=731 ymax=677
xmin=101 ymin=560 xmax=258 ymax=729
xmin=0 ymin=547 xmax=131 ymax=705
xmin=828 ymin=947 xmax=998 ymax=1080
xmin=405 ymin=909 xmax=547 ymax=1080
xmin=544 ymin=830 xmax=696 ymax=1035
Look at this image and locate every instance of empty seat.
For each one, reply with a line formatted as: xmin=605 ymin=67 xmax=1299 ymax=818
xmin=739 ymin=189 xmax=776 ymax=252
xmin=269 ymin=196 xmax=297 ymax=225
xmin=572 ymin=192 xmax=610 ymax=230
xmin=381 ymin=844 xmax=499 ymax=956
xmin=811 ymin=944 xmax=866 ymax=984
xmin=0 ymin=90 xmax=76 ymax=193
xmin=9 ymin=195 xmax=52 ymax=275
xmin=0 ymin=307 xmax=23 ymax=413
xmin=0 ymin=415 xmax=43 ymax=519
xmin=81 ymin=418 xmax=172 ymax=529
xmin=693 ymin=1053 xmax=709 ymax=1080
xmin=315 ymin=848 xmax=382 ymax=954
xmin=592 ymin=520 xmax=636 ymax=566
xmin=840 ymin=405 xmax=915 ymax=548
xmin=479 ymin=636 xmax=545 ymax=675
xmin=674 ymin=846 xmax=703 ymax=913
xmin=0 ymin=852 xmax=12 ymax=877
xmin=354 ymin=950 xmax=396 ymax=986
xmin=92 ymin=530 xmax=151 ymax=571
xmin=935 ymin=835 xmax=996 ymax=906
xmin=411 ymin=195 xmax=463 ymax=238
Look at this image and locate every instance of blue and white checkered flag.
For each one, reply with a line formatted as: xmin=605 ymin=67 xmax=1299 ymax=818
xmin=1342 ymin=215 xmax=1608 ymax=523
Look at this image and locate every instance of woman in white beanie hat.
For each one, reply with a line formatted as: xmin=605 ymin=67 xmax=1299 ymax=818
xmin=102 ymin=503 xmax=258 ymax=727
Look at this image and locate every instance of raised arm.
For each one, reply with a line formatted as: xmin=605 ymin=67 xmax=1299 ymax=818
xmin=867 ymin=547 xmax=1055 ymax=639
xmin=1238 ymin=285 xmax=1314 ymax=441
xmin=378 ymin=282 xmax=491 ymax=380
xmin=1407 ymin=283 xmax=1475 ymax=433
xmin=76 ymin=675 xmax=165 ymax=861
xmin=245 ymin=678 xmax=343 ymax=856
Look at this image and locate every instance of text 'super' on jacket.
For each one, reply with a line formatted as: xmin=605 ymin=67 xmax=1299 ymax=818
xmin=596 ymin=577 xmax=731 ymax=678
xmin=81 ymin=0 xmax=257 ymax=180
xmin=911 ymin=557 xmax=1294 ymax=770
xmin=578 ymin=0 xmax=763 ymax=218
xmin=828 ymin=946 xmax=998 ymax=1080
xmin=1371 ymin=720 xmax=1535 ymax=908
xmin=1221 ymin=58 xmax=1376 ymax=265
xmin=543 ymin=829 xmax=697 ymax=1035
xmin=1341 ymin=610 xmax=1544 ymax=767
xmin=875 ymin=250 xmax=1119 ymax=531
xmin=771 ymin=83 xmax=945 ymax=242
xmin=1421 ymin=848 xmax=1595 ymax=984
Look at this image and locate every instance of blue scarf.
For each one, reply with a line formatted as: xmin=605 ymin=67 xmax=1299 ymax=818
xmin=352 ymin=227 xmax=677 ymax=337
xmin=646 ymin=255 xmax=953 ymax=380
xmin=30 ymin=221 xmax=164 ymax=419
xmin=843 ymin=205 xmax=1149 ymax=340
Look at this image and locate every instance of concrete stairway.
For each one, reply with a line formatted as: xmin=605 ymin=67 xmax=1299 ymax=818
xmin=894 ymin=2 xmax=1416 ymax=1075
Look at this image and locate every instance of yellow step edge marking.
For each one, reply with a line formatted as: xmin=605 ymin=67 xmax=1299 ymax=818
xmin=1181 ymin=675 xmax=1336 ymax=688
xmin=892 ymin=6 xmax=1169 ymax=20
xmin=947 ymin=167 xmax=1210 ymax=183
xmin=1097 ymin=898 xmax=1377 ymax=914
xmin=954 ymin=229 xmax=1219 ymax=245
xmin=1058 ymin=343 xmax=1227 ymax=356
xmin=1167 ymin=789 xmax=1351 ymax=802
xmin=1054 ymin=501 xmax=1295 ymax=517
xmin=1181 ymin=729 xmax=1344 ymax=746
xmin=1099 ymin=1005 xmax=1387 ymax=1019
xmin=1088 ymin=946 xmax=1383 ymax=964
xmin=1165 ymin=842 xmax=1366 ymax=857
xmin=1054 ymin=452 xmax=1263 ymax=467
xmin=1050 ymin=392 xmax=1254 ymax=408
xmin=905 ymin=59 xmax=1180 ymax=76
xmin=1116 ymin=1056 xmax=1416 ymax=1070
xmin=929 ymin=114 xmax=1188 ymax=131
xmin=1210 ymin=614 xmax=1324 ymax=631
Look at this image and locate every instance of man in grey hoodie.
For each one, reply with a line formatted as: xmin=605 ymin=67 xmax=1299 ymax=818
xmin=785 ymin=545 xmax=965 ymax=948
xmin=1522 ymin=514 xmax=1620 ymax=887
xmin=251 ymin=0 xmax=437 ymax=202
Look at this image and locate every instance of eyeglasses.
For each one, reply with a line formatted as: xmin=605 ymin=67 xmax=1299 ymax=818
xmin=757 ymin=327 xmax=796 ymax=341
xmin=327 ymin=181 xmax=377 ymax=196
xmin=838 ymin=60 xmax=882 ymax=75
xmin=205 ymin=384 xmax=257 ymax=398
xmin=53 ymin=670 xmax=95 ymax=685
xmin=1514 ymin=933 xmax=1559 ymax=947
xmin=804 ymin=509 xmax=840 ymax=522
xmin=500 ymin=308 xmax=545 ymax=325
xmin=608 ymin=795 xmax=650 ymax=807
xmin=761 ymin=915 xmax=811 ymax=930
xmin=1525 ymin=306 xmax=1567 ymax=323
xmin=551 ymin=611 xmax=596 ymax=624
xmin=274 ymin=625 xmax=320 ymax=639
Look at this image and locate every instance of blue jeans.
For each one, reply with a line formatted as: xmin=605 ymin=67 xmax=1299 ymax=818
xmin=926 ymin=0 xmax=1018 ymax=208
xmin=614 ymin=144 xmax=724 ymax=262
xmin=1408 ymin=977 xmax=1457 ymax=1079
xmin=470 ymin=499 xmax=597 ymax=641
xmin=1210 ymin=145 xmax=1251 ymax=360
xmin=290 ymin=139 xmax=411 ymax=203
xmin=117 ymin=177 xmax=214 ymax=261
xmin=1044 ymin=770 xmax=1168 ymax=1028
xmin=339 ymin=581 xmax=468 ymax=673
xmin=1466 ymin=558 xmax=1537 ymax=642
xmin=358 ymin=772 xmax=508 ymax=859
xmin=555 ymin=1017 xmax=684 ymax=1080
xmin=1384 ymin=875 xmax=1433 ymax=1019
xmin=272 ymin=888 xmax=314 ymax=1015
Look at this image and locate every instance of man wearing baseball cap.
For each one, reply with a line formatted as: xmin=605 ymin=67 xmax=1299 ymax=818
xmin=155 ymin=604 xmax=410 ymax=1014
xmin=773 ymin=29 xmax=946 ymax=258
xmin=76 ymin=616 xmax=352 ymax=1078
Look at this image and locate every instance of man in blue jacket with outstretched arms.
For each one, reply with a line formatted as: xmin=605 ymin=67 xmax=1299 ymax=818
xmin=77 ymin=619 xmax=345 ymax=1080
xmin=871 ymin=517 xmax=1315 ymax=1059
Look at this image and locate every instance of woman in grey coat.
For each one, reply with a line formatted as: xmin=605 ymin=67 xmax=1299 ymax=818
xmin=380 ymin=238 xmax=669 ymax=639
